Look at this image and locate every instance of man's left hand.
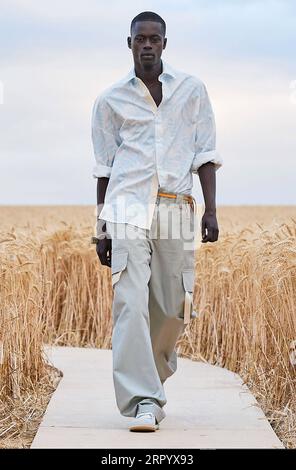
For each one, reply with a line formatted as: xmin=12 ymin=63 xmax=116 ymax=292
xmin=201 ymin=210 xmax=219 ymax=243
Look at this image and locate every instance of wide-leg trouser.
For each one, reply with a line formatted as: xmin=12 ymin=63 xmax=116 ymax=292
xmin=106 ymin=194 xmax=197 ymax=424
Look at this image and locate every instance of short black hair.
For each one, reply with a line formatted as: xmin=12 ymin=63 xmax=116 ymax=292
xmin=130 ymin=11 xmax=166 ymax=37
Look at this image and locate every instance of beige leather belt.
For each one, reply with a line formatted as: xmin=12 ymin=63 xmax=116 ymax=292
xmin=157 ymin=191 xmax=196 ymax=214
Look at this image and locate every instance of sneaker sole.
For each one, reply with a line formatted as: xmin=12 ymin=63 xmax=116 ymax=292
xmin=129 ymin=423 xmax=159 ymax=432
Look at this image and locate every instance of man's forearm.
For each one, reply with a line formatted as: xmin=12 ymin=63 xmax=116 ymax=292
xmin=97 ymin=177 xmax=109 ymax=206
xmin=197 ymin=162 xmax=216 ymax=213
xmin=96 ymin=177 xmax=109 ymax=233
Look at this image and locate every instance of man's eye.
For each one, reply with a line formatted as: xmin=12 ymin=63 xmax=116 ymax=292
xmin=135 ymin=37 xmax=160 ymax=42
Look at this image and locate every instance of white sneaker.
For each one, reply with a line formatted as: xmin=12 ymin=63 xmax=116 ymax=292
xmin=129 ymin=412 xmax=159 ymax=432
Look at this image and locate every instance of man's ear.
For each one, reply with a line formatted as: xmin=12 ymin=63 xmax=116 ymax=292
xmin=163 ymin=37 xmax=167 ymax=50
xmin=127 ymin=37 xmax=131 ymax=49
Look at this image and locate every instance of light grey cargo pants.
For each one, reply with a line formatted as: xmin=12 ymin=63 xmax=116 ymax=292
xmin=106 ymin=193 xmax=198 ymax=425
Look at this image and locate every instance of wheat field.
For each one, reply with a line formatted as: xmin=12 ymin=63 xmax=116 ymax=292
xmin=0 ymin=205 xmax=295 ymax=447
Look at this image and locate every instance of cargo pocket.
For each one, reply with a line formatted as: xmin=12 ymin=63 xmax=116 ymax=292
xmin=182 ymin=269 xmax=197 ymax=324
xmin=111 ymin=250 xmax=128 ymax=288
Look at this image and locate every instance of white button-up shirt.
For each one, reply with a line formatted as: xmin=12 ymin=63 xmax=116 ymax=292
xmin=91 ymin=59 xmax=223 ymax=230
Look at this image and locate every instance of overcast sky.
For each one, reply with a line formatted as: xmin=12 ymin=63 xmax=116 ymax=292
xmin=0 ymin=0 xmax=295 ymax=205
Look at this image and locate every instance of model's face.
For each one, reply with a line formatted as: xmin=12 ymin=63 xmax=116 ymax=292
xmin=128 ymin=21 xmax=167 ymax=68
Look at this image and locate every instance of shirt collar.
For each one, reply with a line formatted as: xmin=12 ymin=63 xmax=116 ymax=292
xmin=123 ymin=59 xmax=176 ymax=83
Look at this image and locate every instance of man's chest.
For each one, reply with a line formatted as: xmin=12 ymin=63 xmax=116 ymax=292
xmin=145 ymin=81 xmax=163 ymax=108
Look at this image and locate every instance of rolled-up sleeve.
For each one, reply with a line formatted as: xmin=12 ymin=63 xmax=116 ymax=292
xmin=91 ymin=94 xmax=120 ymax=178
xmin=191 ymin=83 xmax=223 ymax=173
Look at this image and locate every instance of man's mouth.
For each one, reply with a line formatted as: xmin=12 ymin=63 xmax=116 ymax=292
xmin=141 ymin=54 xmax=154 ymax=58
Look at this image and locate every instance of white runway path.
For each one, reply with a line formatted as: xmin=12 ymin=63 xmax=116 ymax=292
xmin=31 ymin=346 xmax=284 ymax=449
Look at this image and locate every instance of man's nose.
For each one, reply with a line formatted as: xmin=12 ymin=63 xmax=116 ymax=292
xmin=143 ymin=38 xmax=153 ymax=48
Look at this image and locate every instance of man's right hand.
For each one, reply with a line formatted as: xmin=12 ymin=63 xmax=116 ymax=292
xmin=96 ymin=234 xmax=112 ymax=267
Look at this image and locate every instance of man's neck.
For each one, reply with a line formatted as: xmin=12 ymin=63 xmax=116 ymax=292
xmin=134 ymin=60 xmax=163 ymax=85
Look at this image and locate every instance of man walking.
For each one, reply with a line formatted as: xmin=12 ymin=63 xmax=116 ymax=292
xmin=91 ymin=11 xmax=223 ymax=432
